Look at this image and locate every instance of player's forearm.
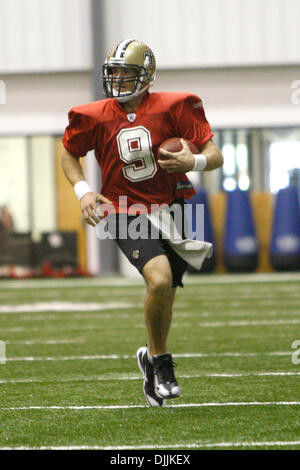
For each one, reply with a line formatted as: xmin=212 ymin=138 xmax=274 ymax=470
xmin=200 ymin=140 xmax=223 ymax=171
xmin=60 ymin=148 xmax=86 ymax=186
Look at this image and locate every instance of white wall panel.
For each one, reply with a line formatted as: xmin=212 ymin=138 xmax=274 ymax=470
xmin=0 ymin=66 xmax=299 ymax=134
xmin=0 ymin=72 xmax=92 ymax=135
xmin=154 ymin=66 xmax=300 ymax=128
xmin=0 ymin=0 xmax=92 ymax=73
xmin=30 ymin=137 xmax=56 ymax=242
xmin=103 ymin=0 xmax=300 ymax=68
xmin=0 ymin=138 xmax=30 ymax=232
xmin=1 ymin=0 xmax=299 ymax=73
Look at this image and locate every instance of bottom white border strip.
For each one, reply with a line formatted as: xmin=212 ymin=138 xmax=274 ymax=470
xmin=2 ymin=401 xmax=300 ymax=411
xmin=1 ymin=440 xmax=300 ymax=450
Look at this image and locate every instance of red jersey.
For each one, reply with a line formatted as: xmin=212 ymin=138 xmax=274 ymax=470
xmin=62 ymin=91 xmax=214 ymax=214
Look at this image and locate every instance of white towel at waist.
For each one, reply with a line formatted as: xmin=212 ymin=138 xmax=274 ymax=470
xmin=146 ymin=209 xmax=213 ymax=270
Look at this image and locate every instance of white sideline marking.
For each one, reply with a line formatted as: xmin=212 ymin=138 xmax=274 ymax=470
xmin=0 ymin=272 xmax=300 ymax=290
xmin=0 ymin=301 xmax=132 ymax=313
xmin=1 ymin=371 xmax=300 ymax=385
xmin=3 ymin=351 xmax=292 ymax=362
xmin=2 ymin=401 xmax=300 ymax=411
xmin=2 ymin=440 xmax=300 ymax=449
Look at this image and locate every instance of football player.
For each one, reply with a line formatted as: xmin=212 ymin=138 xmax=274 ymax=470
xmin=61 ymin=39 xmax=223 ymax=407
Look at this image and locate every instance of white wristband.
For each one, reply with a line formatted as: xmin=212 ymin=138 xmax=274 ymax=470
xmin=192 ymin=153 xmax=207 ymax=171
xmin=74 ymin=180 xmax=92 ymax=201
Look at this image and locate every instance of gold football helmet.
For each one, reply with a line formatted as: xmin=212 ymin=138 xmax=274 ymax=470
xmin=102 ymin=39 xmax=156 ymax=103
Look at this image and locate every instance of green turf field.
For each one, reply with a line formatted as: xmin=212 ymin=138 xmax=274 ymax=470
xmin=0 ymin=273 xmax=300 ymax=450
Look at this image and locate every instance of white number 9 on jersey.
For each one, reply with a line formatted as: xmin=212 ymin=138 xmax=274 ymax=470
xmin=117 ymin=126 xmax=157 ymax=182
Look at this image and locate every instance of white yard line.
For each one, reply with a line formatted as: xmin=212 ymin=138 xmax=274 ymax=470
xmin=1 ymin=309 xmax=300 ymax=319
xmin=2 ymin=334 xmax=292 ymax=345
xmin=1 ymin=440 xmax=300 ymax=449
xmin=0 ymin=302 xmax=133 ymax=313
xmin=2 ymin=351 xmax=292 ymax=362
xmin=198 ymin=319 xmax=300 ymax=326
xmin=4 ymin=339 xmax=85 ymax=345
xmin=1 ymin=318 xmax=300 ymax=333
xmin=0 ymin=272 xmax=300 ymax=290
xmin=1 ymin=371 xmax=300 ymax=385
xmin=0 ymin=325 xmax=103 ymax=332
xmin=2 ymin=332 xmax=293 ymax=344
xmin=2 ymin=401 xmax=300 ymax=411
xmin=4 ymin=354 xmax=133 ymax=362
xmin=0 ymin=313 xmax=134 ymax=321
xmin=0 ymin=278 xmax=145 ymax=290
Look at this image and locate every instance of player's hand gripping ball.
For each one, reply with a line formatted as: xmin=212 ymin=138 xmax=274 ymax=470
xmin=158 ymin=137 xmax=199 ymax=159
xmin=157 ymin=137 xmax=199 ymax=173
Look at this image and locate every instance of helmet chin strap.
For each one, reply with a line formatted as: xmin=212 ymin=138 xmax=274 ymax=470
xmin=115 ymin=75 xmax=156 ymax=103
xmin=115 ymin=86 xmax=148 ymax=103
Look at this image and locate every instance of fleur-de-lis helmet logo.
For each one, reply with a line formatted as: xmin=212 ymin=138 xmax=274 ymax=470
xmin=144 ymin=50 xmax=155 ymax=68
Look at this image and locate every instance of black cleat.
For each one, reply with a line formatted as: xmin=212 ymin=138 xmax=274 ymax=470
xmin=136 ymin=346 xmax=165 ymax=407
xmin=152 ymin=353 xmax=181 ymax=399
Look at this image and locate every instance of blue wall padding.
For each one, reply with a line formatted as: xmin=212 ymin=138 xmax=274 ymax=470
xmin=186 ymin=189 xmax=215 ymax=243
xmin=270 ymin=187 xmax=300 ymax=255
xmin=224 ymin=189 xmax=259 ymax=256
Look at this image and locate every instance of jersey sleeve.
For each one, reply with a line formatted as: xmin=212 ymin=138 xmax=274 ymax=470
xmin=62 ymin=107 xmax=98 ymax=157
xmin=171 ymin=95 xmax=214 ymax=149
